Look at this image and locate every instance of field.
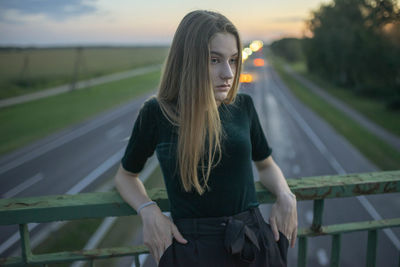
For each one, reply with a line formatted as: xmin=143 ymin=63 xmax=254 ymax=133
xmin=0 ymin=46 xmax=169 ymax=99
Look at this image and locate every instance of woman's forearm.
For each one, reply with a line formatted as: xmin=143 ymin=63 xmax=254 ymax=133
xmin=256 ymin=157 xmax=298 ymax=246
xmin=257 ymin=159 xmax=292 ymax=198
xmin=114 ymin=164 xmax=157 ymax=216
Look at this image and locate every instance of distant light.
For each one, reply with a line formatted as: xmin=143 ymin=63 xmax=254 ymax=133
xmin=242 ymin=50 xmax=249 ymax=61
xmin=240 ymin=73 xmax=253 ymax=83
xmin=250 ymin=40 xmax=264 ymax=52
xmin=253 ymin=58 xmax=264 ymax=67
xmin=244 ymin=47 xmax=252 ymax=56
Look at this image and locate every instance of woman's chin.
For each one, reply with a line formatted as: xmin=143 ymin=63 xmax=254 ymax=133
xmin=214 ymin=92 xmax=229 ymax=104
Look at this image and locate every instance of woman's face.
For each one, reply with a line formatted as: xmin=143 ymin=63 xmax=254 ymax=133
xmin=209 ymin=32 xmax=238 ymax=105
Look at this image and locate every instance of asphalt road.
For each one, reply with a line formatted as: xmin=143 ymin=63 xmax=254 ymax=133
xmin=0 ymin=91 xmax=155 ymax=257
xmin=1 ymin=50 xmax=399 ymax=266
xmin=240 ymin=50 xmax=400 ymax=267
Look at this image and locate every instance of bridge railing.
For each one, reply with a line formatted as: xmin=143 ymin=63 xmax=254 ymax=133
xmin=0 ymin=170 xmax=399 ymax=267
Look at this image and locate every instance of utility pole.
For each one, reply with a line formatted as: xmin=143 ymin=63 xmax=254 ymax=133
xmin=19 ymin=50 xmax=30 ymax=88
xmin=70 ymin=47 xmax=86 ymax=91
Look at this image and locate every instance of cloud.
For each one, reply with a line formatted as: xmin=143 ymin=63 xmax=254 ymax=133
xmin=0 ymin=0 xmax=98 ymax=22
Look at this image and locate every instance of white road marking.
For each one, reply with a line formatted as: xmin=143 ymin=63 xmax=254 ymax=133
xmin=70 ymin=217 xmax=117 ymax=267
xmin=317 ymin=248 xmax=329 ymax=265
xmin=66 ymin=148 xmax=125 ymax=195
xmin=0 ymin=148 xmax=125 ymax=255
xmin=0 ymin=94 xmax=142 ymax=176
xmin=0 ymin=93 xmax=154 ymax=255
xmin=3 ymin=173 xmax=44 ymax=198
xmin=121 ymin=136 xmax=130 ymax=142
xmin=270 ymin=68 xmax=400 ymax=251
xmin=106 ymin=125 xmax=124 ymax=140
xmin=0 ymin=223 xmax=39 ymax=256
xmin=72 ymin=156 xmax=159 ymax=267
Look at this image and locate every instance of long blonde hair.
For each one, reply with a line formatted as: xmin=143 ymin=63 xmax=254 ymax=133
xmin=157 ymin=10 xmax=243 ymax=195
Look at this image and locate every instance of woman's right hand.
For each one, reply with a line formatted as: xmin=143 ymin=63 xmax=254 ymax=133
xmin=139 ymin=204 xmax=188 ymax=264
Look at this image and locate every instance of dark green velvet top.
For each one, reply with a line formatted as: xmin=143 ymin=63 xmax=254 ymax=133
xmin=121 ymin=93 xmax=272 ymax=220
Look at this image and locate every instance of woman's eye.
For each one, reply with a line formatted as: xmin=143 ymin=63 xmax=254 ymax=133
xmin=211 ymin=58 xmax=219 ymax=64
xmin=230 ymin=58 xmax=238 ymax=64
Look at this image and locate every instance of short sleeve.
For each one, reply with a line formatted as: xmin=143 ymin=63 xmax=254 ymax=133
xmin=245 ymin=95 xmax=272 ymax=161
xmin=121 ymin=99 xmax=158 ymax=173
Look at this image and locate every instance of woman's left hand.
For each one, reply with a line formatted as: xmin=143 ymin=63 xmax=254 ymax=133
xmin=269 ymin=191 xmax=297 ymax=248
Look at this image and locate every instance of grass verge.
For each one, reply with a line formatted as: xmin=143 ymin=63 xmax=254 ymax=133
xmin=268 ymin=54 xmax=400 ymax=170
xmin=0 ymin=70 xmax=161 ymax=156
xmin=32 ymin=164 xmax=165 ymax=267
xmin=289 ymin=60 xmax=400 ymax=137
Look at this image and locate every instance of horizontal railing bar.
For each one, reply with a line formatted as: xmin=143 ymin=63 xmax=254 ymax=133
xmin=298 ymin=218 xmax=400 ymax=236
xmin=0 ymin=245 xmax=148 ymax=266
xmin=1 ymin=170 xmax=399 ymax=225
xmin=265 ymin=170 xmax=400 ymax=201
xmin=1 ymin=218 xmax=398 ymax=266
xmin=0 ymin=256 xmax=22 ymax=267
xmin=0 ymin=188 xmax=169 ymax=225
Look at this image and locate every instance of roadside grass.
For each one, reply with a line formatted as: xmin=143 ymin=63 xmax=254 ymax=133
xmin=0 ymin=70 xmax=161 ymax=156
xmin=267 ymin=54 xmax=400 ymax=170
xmin=289 ymin=60 xmax=400 ymax=137
xmin=0 ymin=47 xmax=168 ymax=99
xmin=32 ymin=164 xmax=165 ymax=267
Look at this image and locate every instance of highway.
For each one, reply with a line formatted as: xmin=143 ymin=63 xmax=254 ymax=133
xmin=240 ymin=50 xmax=399 ymax=266
xmin=0 ymin=50 xmax=399 ymax=266
xmin=0 ymin=91 xmax=154 ymax=257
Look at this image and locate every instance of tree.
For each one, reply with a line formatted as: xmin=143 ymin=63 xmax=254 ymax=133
xmin=303 ymin=0 xmax=400 ymax=109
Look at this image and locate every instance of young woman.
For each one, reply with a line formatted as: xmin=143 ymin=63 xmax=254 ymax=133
xmin=114 ymin=10 xmax=297 ymax=267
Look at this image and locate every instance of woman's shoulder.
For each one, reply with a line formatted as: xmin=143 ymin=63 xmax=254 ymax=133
xmin=141 ymin=96 xmax=176 ymax=127
xmin=233 ymin=93 xmax=254 ymax=109
xmin=140 ymin=95 xmax=162 ymax=114
xmin=235 ymin=93 xmax=251 ymax=101
xmin=142 ymin=95 xmax=159 ymax=108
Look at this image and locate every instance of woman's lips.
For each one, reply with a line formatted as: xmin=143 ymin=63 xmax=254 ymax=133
xmin=216 ymin=85 xmax=230 ymax=91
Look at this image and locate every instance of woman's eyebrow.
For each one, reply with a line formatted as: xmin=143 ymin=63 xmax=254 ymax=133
xmin=210 ymin=51 xmax=238 ymax=57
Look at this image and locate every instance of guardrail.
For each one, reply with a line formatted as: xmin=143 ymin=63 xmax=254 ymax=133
xmin=0 ymin=170 xmax=399 ymax=267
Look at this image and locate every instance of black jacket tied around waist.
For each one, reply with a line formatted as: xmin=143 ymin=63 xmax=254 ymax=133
xmin=223 ymin=217 xmax=261 ymax=263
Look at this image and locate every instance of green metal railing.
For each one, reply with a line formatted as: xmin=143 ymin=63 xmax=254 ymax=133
xmin=0 ymin=170 xmax=399 ymax=266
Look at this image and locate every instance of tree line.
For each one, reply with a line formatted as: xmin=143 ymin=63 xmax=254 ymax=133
xmin=270 ymin=0 xmax=400 ymax=110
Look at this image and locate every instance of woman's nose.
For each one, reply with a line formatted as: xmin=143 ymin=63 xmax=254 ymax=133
xmin=220 ymin=62 xmax=234 ymax=80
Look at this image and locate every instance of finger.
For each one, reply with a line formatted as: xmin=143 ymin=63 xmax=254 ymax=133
xmin=171 ymin=223 xmax=188 ymax=244
xmin=149 ymin=246 xmax=159 ymax=265
xmin=156 ymin=245 xmax=164 ymax=263
xmin=269 ymin=217 xmax=280 ymax=242
xmin=291 ymin=227 xmax=297 ymax=248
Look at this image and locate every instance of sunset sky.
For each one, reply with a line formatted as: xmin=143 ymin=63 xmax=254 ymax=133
xmin=0 ymin=0 xmax=330 ymax=46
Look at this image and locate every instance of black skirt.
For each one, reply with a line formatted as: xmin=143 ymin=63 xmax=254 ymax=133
xmin=158 ymin=207 xmax=288 ymax=267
